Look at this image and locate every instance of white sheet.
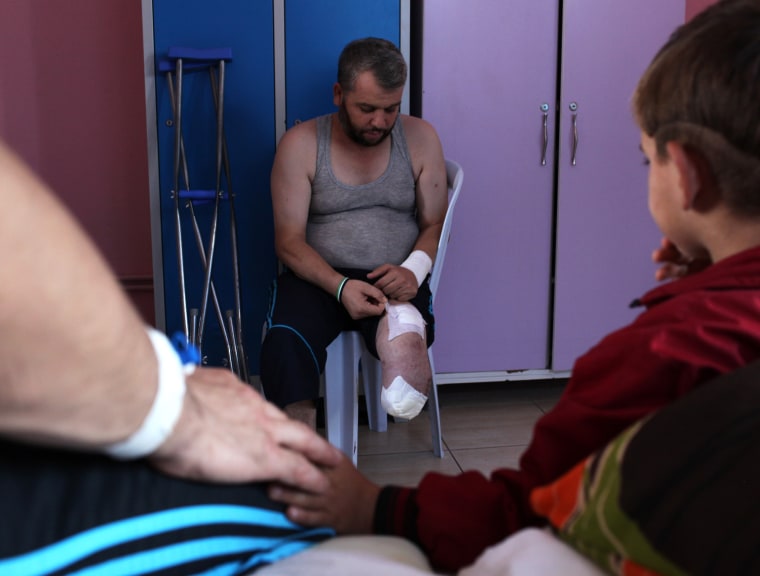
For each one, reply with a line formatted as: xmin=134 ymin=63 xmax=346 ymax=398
xmin=254 ymin=529 xmax=605 ymax=575
xmin=460 ymin=528 xmax=605 ymax=576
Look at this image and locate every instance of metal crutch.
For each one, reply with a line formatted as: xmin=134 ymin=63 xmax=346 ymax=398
xmin=163 ymin=47 xmax=241 ymax=374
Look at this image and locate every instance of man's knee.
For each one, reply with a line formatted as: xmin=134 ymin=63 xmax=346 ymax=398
xmin=260 ymin=326 xmax=322 ymax=407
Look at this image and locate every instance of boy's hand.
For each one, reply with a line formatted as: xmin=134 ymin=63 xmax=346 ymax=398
xmin=268 ymin=454 xmax=380 ymax=535
xmin=652 ymin=237 xmax=710 ymax=282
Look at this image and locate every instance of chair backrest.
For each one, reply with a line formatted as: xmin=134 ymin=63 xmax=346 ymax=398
xmin=428 ymin=159 xmax=464 ymax=299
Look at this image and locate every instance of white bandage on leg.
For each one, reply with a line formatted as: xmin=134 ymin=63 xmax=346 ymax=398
xmin=381 ymin=375 xmax=428 ymax=420
xmin=386 ymin=302 xmax=426 ymax=341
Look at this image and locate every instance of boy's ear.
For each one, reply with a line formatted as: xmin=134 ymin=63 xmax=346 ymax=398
xmin=666 ymin=141 xmax=713 ymax=211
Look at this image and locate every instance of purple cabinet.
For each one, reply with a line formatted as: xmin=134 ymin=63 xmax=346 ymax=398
xmin=423 ymin=1 xmax=685 ymax=379
xmin=423 ymin=0 xmax=558 ymax=374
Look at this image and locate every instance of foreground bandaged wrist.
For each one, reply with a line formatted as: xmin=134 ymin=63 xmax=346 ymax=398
xmin=400 ymin=250 xmax=432 ymax=287
xmin=104 ymin=328 xmax=191 ymax=460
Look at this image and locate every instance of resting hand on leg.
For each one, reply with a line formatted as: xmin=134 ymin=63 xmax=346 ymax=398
xmin=150 ymin=368 xmax=341 ymax=491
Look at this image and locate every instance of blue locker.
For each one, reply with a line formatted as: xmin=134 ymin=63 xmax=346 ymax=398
xmin=152 ymin=0 xmax=276 ymax=372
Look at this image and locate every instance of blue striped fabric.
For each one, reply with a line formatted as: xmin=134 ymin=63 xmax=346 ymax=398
xmin=0 ymin=505 xmax=334 ymax=575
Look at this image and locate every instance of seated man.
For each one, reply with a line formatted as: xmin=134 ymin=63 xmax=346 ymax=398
xmin=260 ymin=37 xmax=448 ymax=426
xmin=268 ymin=1 xmax=760 ymax=572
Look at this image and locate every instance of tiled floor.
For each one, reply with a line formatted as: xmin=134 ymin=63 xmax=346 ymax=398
xmin=350 ymin=379 xmax=567 ymax=487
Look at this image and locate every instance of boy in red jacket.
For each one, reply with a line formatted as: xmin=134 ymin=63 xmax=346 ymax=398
xmin=270 ymin=0 xmax=760 ymax=572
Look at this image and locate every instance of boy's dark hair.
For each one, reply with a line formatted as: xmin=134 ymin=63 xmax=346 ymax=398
xmin=633 ymin=0 xmax=760 ymax=214
xmin=337 ymin=37 xmax=407 ymax=93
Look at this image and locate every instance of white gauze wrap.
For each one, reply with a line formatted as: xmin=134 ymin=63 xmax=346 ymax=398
xmin=386 ymin=302 xmax=426 ymax=342
xmin=400 ymin=250 xmax=433 ymax=287
xmin=381 ymin=376 xmax=428 ymax=420
xmin=104 ymin=328 xmax=191 ymax=460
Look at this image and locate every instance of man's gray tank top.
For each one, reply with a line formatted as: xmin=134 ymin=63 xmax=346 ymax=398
xmin=306 ymin=114 xmax=418 ymax=270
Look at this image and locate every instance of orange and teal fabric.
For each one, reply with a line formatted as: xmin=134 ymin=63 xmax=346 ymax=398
xmin=530 ymin=360 xmax=760 ymax=576
xmin=531 ymin=421 xmax=683 ymax=576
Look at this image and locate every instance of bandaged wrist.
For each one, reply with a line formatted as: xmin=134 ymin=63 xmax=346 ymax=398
xmin=104 ymin=328 xmax=192 ymax=460
xmin=400 ymin=250 xmax=432 ymax=287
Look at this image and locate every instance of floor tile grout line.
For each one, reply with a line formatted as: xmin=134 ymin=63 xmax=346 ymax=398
xmin=533 ymin=399 xmax=554 ymax=415
xmin=442 ymin=436 xmax=464 ymax=472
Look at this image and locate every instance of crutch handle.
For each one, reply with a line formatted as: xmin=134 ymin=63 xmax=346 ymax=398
xmin=168 ymin=47 xmax=233 ymax=63
xmin=177 ymin=189 xmax=229 ymax=203
xmin=158 ymin=59 xmax=209 ymax=74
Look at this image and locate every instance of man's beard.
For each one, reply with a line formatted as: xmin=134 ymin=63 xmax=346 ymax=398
xmin=338 ymin=103 xmax=392 ymax=147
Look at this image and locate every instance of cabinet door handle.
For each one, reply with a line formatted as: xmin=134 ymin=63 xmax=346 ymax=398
xmin=569 ymin=102 xmax=579 ymax=166
xmin=540 ymin=103 xmax=549 ymax=166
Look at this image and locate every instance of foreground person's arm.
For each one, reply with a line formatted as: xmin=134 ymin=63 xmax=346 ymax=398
xmin=0 ymin=141 xmax=340 ymax=490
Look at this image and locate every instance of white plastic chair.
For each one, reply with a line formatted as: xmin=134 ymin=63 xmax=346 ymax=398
xmin=324 ymin=159 xmax=464 ymax=465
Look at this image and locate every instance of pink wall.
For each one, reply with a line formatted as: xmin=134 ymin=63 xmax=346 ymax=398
xmin=0 ymin=0 xmax=154 ymax=324
xmin=686 ymin=0 xmax=719 ymax=20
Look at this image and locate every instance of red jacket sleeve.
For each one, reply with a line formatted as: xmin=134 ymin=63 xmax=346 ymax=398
xmin=373 ymin=468 xmax=537 ymax=573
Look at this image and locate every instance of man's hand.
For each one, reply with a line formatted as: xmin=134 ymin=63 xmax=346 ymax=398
xmin=652 ymin=237 xmax=710 ymax=282
xmin=367 ymin=264 xmax=419 ymax=301
xmin=341 ymin=279 xmax=387 ymax=319
xmin=268 ymin=454 xmax=380 ymax=534
xmin=149 ymin=367 xmax=342 ymax=492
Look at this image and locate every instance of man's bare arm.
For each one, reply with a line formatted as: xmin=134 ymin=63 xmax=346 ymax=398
xmin=0 ymin=140 xmax=158 ymax=449
xmin=271 ymin=123 xmax=386 ymax=318
xmin=368 ymin=116 xmax=448 ymax=301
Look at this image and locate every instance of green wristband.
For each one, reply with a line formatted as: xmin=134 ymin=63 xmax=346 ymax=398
xmin=336 ymin=276 xmax=349 ymax=302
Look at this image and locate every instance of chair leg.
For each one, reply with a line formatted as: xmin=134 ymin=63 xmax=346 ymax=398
xmin=427 ymin=348 xmax=445 ymax=458
xmin=324 ymin=332 xmax=361 ymax=466
xmin=360 ymin=347 xmax=388 ymax=433
xmin=324 ymin=332 xmax=445 ymax=463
